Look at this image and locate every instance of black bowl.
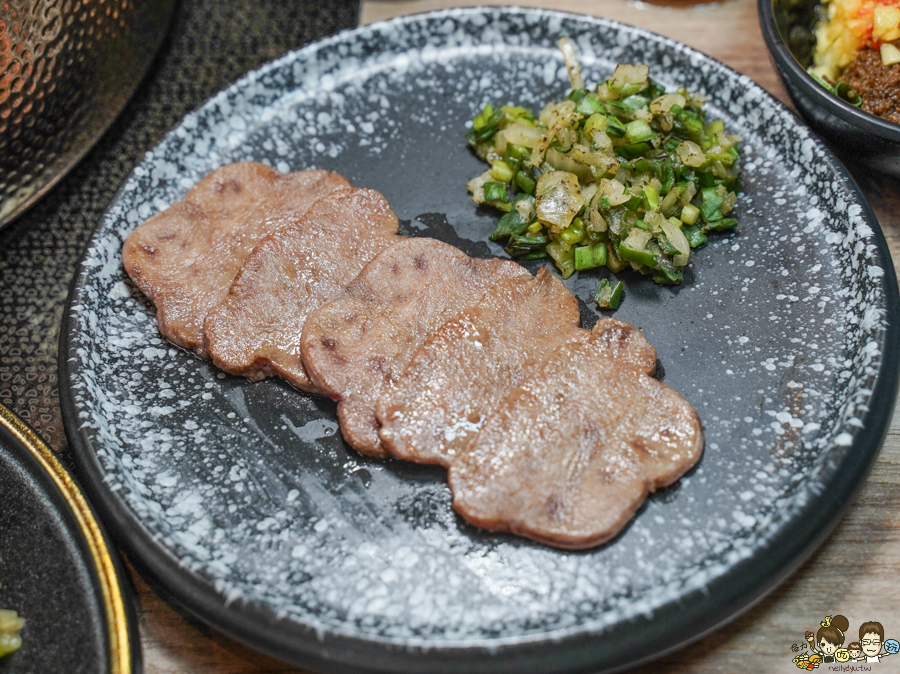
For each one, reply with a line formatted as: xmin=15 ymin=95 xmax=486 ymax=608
xmin=759 ymin=0 xmax=900 ymax=175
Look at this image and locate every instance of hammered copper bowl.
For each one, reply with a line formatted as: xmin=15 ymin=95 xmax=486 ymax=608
xmin=0 ymin=0 xmax=175 ymax=227
xmin=759 ymin=0 xmax=900 ymax=175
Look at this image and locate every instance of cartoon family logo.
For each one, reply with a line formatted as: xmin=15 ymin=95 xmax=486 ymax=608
xmin=790 ymin=615 xmax=899 ymax=670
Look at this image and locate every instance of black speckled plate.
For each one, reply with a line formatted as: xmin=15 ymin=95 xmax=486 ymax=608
xmin=0 ymin=405 xmax=140 ymax=674
xmin=59 ymin=8 xmax=900 ymax=674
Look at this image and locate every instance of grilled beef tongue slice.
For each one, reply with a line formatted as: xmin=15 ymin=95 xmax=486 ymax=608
xmin=301 ymin=237 xmax=528 ymax=457
xmin=449 ymin=318 xmax=703 ymax=550
xmin=204 ymin=187 xmax=401 ymax=392
xmin=122 ymin=163 xmax=349 ymax=355
xmin=377 ymin=267 xmax=584 ymax=466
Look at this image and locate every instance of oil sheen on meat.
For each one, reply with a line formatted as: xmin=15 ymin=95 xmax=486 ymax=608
xmin=449 ymin=318 xmax=703 ymax=550
xmin=204 ymin=188 xmax=401 ymax=392
xmin=122 ymin=163 xmax=349 ymax=355
xmin=377 ymin=268 xmax=583 ymax=466
xmin=300 ymin=237 xmax=528 ymax=457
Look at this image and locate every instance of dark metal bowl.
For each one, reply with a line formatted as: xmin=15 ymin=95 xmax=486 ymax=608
xmin=759 ymin=0 xmax=900 ymax=175
xmin=0 ymin=0 xmax=176 ymax=228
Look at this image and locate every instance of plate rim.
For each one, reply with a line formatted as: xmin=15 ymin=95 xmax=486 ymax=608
xmin=0 ymin=403 xmax=142 ymax=674
xmin=58 ymin=6 xmax=900 ymax=674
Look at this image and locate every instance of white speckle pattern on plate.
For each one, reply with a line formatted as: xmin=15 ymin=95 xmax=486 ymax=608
xmin=59 ymin=8 xmax=900 ymax=674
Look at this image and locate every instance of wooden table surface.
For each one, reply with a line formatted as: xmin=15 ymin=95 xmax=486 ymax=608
xmin=134 ymin=1 xmax=900 ymax=672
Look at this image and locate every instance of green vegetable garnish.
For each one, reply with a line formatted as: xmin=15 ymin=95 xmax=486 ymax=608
xmin=808 ymin=71 xmax=863 ymax=108
xmin=465 ymin=38 xmax=741 ymax=309
xmin=595 ymin=278 xmax=625 ymax=309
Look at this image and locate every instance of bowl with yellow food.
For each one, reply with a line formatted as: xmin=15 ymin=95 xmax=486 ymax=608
xmin=759 ymin=0 xmax=900 ymax=175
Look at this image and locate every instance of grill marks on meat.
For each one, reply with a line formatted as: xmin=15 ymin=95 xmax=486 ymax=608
xmin=203 ymin=188 xmax=401 ymax=392
xmin=448 ymin=318 xmax=702 ymax=550
xmin=301 ymin=238 xmax=528 ymax=458
xmin=122 ymin=163 xmax=349 ymax=355
xmin=377 ymin=267 xmax=584 ymax=467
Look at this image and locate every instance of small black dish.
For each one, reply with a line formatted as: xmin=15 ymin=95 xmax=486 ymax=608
xmin=759 ymin=0 xmax=900 ymax=175
xmin=0 ymin=404 xmax=141 ymax=674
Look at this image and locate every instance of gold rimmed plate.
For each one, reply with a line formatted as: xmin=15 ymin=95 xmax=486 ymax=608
xmin=0 ymin=405 xmax=139 ymax=673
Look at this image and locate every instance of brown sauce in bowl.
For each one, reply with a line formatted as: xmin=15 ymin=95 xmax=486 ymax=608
xmin=843 ymin=47 xmax=900 ymax=124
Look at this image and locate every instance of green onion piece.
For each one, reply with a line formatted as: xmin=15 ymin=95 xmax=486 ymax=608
xmin=672 ymin=108 xmax=704 ymax=139
xmin=809 ymin=72 xmax=836 ymax=94
xmin=834 ymin=81 xmax=863 ymax=107
xmin=625 ymin=119 xmax=655 ymax=143
xmin=617 ymin=229 xmax=655 ymax=267
xmin=506 ymin=143 xmax=529 ymax=160
xmin=547 ymin=240 xmax=577 ymax=278
xmin=502 ymin=145 xmax=524 ymax=173
xmin=559 ymin=217 xmax=586 ymax=245
xmin=595 ymin=278 xmax=624 ymax=310
xmin=574 ymin=245 xmax=593 ymax=271
xmin=617 ymin=242 xmax=656 ymax=267
xmin=625 ymin=194 xmax=644 ymax=212
xmin=653 ymin=265 xmax=684 ymax=285
xmin=682 ymin=224 xmax=707 ymax=248
xmin=657 ymin=158 xmax=675 ymax=194
xmin=707 ymin=217 xmax=738 ymax=231
xmin=722 ymin=174 xmax=741 ymax=193
xmin=483 ymin=182 xmax=509 ymax=203
xmin=576 ymin=94 xmax=605 ymax=116
xmin=490 ymin=160 xmax=514 ymax=183
xmin=464 ymin=57 xmax=741 ymax=307
xmin=490 ymin=210 xmax=530 ymax=241
xmin=657 ymin=233 xmax=681 ymax=256
xmin=583 ymin=113 xmax=607 ymax=136
xmin=575 ymin=242 xmax=608 ymax=270
xmin=663 ymin=135 xmax=682 ymax=152
xmin=642 ymin=184 xmax=659 ymax=211
xmin=653 ymin=248 xmax=684 ymax=284
xmin=705 ymin=145 xmax=738 ymax=166
xmin=681 ymin=203 xmax=700 ymax=225
xmin=699 ymin=187 xmax=724 ymax=221
xmin=646 ymin=78 xmax=666 ymax=99
xmin=633 ymin=219 xmax=651 ymax=231
xmin=705 ymin=119 xmax=724 ymax=136
xmin=620 ymin=94 xmax=650 ymax=111
xmin=810 ymin=73 xmax=864 ymax=107
xmin=698 ymin=170 xmax=717 ymax=188
xmin=505 ymin=233 xmax=548 ymax=257
xmin=467 ymin=103 xmax=507 ymax=145
xmin=515 ymin=170 xmax=537 ymax=195
xmin=473 ymin=104 xmax=494 ymax=131
xmin=504 ymin=143 xmax=530 ymax=168
xmin=602 ymin=203 xmax=627 ymax=236
xmin=520 ymin=251 xmax=548 ymax=261
xmin=592 ymin=241 xmax=609 ymax=267
xmin=659 ymin=184 xmax=684 ymax=217
xmin=605 ymin=116 xmax=627 ymax=139
xmin=501 ymin=104 xmax=535 ymax=121
xmin=632 ymin=157 xmax=650 ymax=174
xmin=615 ymin=141 xmax=653 ymax=159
